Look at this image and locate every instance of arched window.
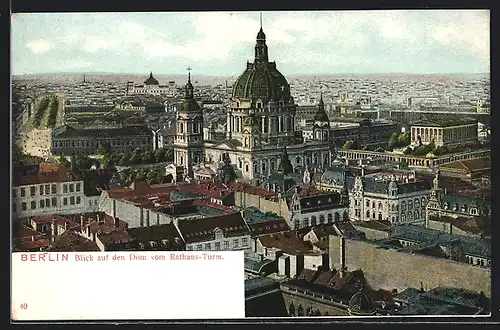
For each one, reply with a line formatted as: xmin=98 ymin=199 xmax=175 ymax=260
xmin=414 ymin=210 xmax=419 ymax=219
xmin=378 ymin=213 xmax=382 ymax=221
xmin=256 ymin=101 xmax=263 ymax=109
xmin=262 ymin=162 xmax=266 ymax=172
xmin=270 ymin=161 xmax=276 ymax=171
xmin=319 ymin=215 xmax=325 ymax=224
xmin=302 ymin=218 xmax=309 ymax=228
xmin=401 ymin=201 xmax=406 ymax=211
xmin=311 ymin=216 xmax=317 ymax=226
xmin=366 ymin=210 xmax=370 ymax=218
xmin=306 ymin=158 xmax=311 ymax=165
xmin=313 ymin=154 xmax=318 ymax=164
xmin=296 ymin=156 xmax=301 ymax=165
xmin=372 ymin=212 xmax=376 ymax=219
xmin=328 ymin=213 xmax=333 ymax=223
xmin=407 ymin=211 xmax=412 ymax=221
xmin=334 ymin=212 xmax=340 ymax=222
xmin=401 ymin=213 xmax=406 ymax=222
xmin=378 ymin=202 xmax=383 ymax=210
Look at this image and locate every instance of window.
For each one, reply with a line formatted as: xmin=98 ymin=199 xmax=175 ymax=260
xmin=45 ymin=198 xmax=50 ymax=206
xmin=366 ymin=211 xmax=370 ymax=218
xmin=21 ymin=202 xmax=27 ymax=211
xmin=63 ymin=198 xmax=68 ymax=205
xmin=40 ymin=200 xmax=45 ymax=208
xmin=70 ymin=196 xmax=75 ymax=205
xmin=366 ymin=200 xmax=370 ymax=207
xmin=51 ymin=184 xmax=56 ymax=194
xmin=233 ymin=239 xmax=239 ymax=249
xmin=76 ymin=183 xmax=81 ymax=192
xmin=69 ymin=184 xmax=74 ymax=193
xmin=215 ymin=242 xmax=221 ymax=250
xmin=76 ymin=196 xmax=81 ymax=204
xmin=224 ymin=241 xmax=229 ymax=249
xmin=205 ymin=243 xmax=211 ymax=250
xmin=40 ymin=185 xmax=44 ymax=195
xmin=51 ymin=197 xmax=57 ymax=206
xmin=186 ymin=246 xmax=193 ymax=251
xmin=30 ymin=186 xmax=35 ymax=196
xmin=21 ymin=188 xmax=26 ymax=197
xmin=30 ymin=201 xmax=36 ymax=209
xmin=45 ymin=185 xmax=50 ymax=195
xmin=196 ymin=245 xmax=202 ymax=251
xmin=63 ymin=185 xmax=68 ymax=193
xmin=242 ymin=238 xmax=248 ymax=247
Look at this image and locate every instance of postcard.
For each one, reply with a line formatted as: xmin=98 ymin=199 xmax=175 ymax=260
xmin=11 ymin=10 xmax=491 ymax=321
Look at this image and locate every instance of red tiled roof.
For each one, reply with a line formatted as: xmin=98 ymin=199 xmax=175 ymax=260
xmin=178 ymin=182 xmax=233 ymax=200
xmin=15 ymin=239 xmax=51 ymax=251
xmin=48 ymin=231 xmax=100 ymax=252
xmin=30 ymin=214 xmax=73 ymax=225
xmin=14 ymin=162 xmax=80 ymax=186
xmin=13 ymin=224 xmax=41 ymax=239
xmin=81 ymin=213 xmax=131 ymax=245
xmin=177 ymin=213 xmax=249 ymax=244
xmin=258 ymin=231 xmax=318 ymax=255
xmin=127 ymin=223 xmax=185 ymax=249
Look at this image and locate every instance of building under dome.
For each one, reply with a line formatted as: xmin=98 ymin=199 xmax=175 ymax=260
xmin=126 ymin=72 xmax=175 ymax=96
xmin=174 ymin=20 xmax=335 ymax=182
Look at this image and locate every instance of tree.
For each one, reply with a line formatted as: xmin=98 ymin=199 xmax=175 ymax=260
xmin=12 ymin=137 xmax=25 ymax=167
xmin=58 ymin=156 xmax=71 ymax=168
xmin=397 ymin=132 xmax=411 ymax=147
xmin=388 ymin=132 xmax=399 ymax=149
xmin=403 ymin=147 xmax=413 ymax=155
xmin=155 ymin=147 xmax=167 ymax=163
xmin=278 ymin=147 xmax=293 ymax=175
xmin=342 ymin=140 xmax=354 ymax=150
xmin=98 ymin=141 xmax=112 ymax=155
xmin=142 ymin=150 xmax=155 ymax=164
xmin=119 ymin=152 xmax=132 ymax=166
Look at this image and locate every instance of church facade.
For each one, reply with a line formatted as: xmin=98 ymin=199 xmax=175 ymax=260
xmin=174 ymin=25 xmax=335 ymax=182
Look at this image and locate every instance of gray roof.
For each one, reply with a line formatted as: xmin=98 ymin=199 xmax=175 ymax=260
xmin=346 ymin=176 xmax=431 ymax=195
xmin=244 ymin=258 xmax=276 ymax=273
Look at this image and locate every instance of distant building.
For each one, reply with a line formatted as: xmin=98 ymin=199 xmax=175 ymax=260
xmin=410 ymin=118 xmax=478 ymax=148
xmin=51 ymin=124 xmax=153 ymax=156
xmin=126 ymin=72 xmax=175 ymax=96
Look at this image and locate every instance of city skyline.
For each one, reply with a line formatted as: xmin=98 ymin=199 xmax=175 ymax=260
xmin=12 ymin=10 xmax=490 ymax=76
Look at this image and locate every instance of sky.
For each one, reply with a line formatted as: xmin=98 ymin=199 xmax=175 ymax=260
xmin=11 ymin=10 xmax=490 ymax=76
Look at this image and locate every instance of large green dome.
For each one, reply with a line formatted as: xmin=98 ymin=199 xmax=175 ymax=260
xmin=232 ymin=62 xmax=291 ymax=102
xmin=232 ymin=27 xmax=292 ymax=103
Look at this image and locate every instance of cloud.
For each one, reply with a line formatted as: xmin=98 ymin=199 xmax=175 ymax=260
xmin=26 ymin=39 xmax=54 ymax=53
xmin=60 ymin=59 xmax=94 ymax=70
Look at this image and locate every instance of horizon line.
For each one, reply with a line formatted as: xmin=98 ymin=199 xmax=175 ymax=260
xmin=12 ymin=71 xmax=490 ymax=77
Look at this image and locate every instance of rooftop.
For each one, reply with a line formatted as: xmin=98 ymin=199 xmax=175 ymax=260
xmin=258 ymin=231 xmax=319 ymax=255
xmin=13 ymin=162 xmax=80 ymax=186
xmin=47 ymin=231 xmax=100 ymax=252
xmin=439 ymin=157 xmax=491 ymax=173
xmin=127 ymin=223 xmax=184 ymax=250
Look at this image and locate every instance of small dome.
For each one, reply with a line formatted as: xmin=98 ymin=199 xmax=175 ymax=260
xmin=348 ymin=288 xmax=376 ymax=316
xmin=144 ymin=72 xmax=159 ymax=85
xmin=257 ymin=27 xmax=266 ymax=40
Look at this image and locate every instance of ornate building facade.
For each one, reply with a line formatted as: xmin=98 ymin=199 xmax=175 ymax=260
xmin=174 ymin=25 xmax=334 ymax=182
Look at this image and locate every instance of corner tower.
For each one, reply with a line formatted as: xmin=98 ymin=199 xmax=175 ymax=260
xmin=173 ymin=68 xmax=204 ymax=179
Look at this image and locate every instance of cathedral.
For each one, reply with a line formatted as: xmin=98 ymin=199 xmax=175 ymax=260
xmin=173 ymin=23 xmax=335 ymax=183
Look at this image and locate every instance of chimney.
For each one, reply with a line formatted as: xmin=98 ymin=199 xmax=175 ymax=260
xmin=339 ymin=236 xmax=346 ymax=278
xmin=112 ymin=199 xmax=116 ymax=219
xmin=87 ymin=225 xmax=91 ymax=237
xmin=361 ymin=165 xmax=365 ymax=177
xmin=115 ymin=217 xmax=120 ymax=228
xmin=92 ymin=232 xmax=96 ymax=242
xmin=50 ymin=221 xmax=56 ymax=242
xmin=31 ymin=235 xmax=35 ymax=242
xmin=80 ymin=214 xmax=84 ymax=230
